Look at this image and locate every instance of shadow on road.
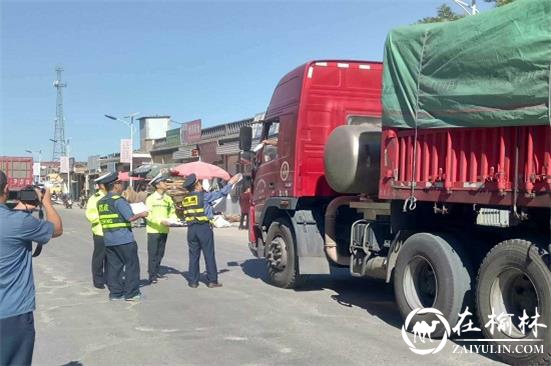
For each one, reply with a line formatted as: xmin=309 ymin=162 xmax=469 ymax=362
xmin=159 ymin=265 xmax=186 ymax=277
xmin=238 ymin=258 xmax=502 ymax=364
xmin=238 ymin=258 xmax=402 ymax=329
xmin=156 ymin=265 xmax=230 ymax=285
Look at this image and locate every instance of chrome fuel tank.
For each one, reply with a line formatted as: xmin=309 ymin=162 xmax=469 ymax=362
xmin=324 ymin=125 xmax=381 ymax=194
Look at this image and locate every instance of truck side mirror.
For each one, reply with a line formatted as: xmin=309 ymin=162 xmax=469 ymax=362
xmin=239 ymin=126 xmax=252 ymax=151
xmin=239 ymin=150 xmax=254 ymax=164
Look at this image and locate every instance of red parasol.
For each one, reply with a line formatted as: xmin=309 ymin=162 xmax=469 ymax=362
xmin=170 ymin=161 xmax=230 ymax=180
xmin=118 ymin=171 xmax=144 ymax=182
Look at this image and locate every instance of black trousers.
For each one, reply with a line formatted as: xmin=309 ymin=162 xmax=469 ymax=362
xmin=0 ymin=312 xmax=35 ymax=366
xmin=147 ymin=233 xmax=168 ymax=280
xmin=187 ymin=223 xmax=217 ymax=285
xmin=239 ymin=213 xmax=249 ymax=229
xmin=106 ymin=242 xmax=140 ymax=299
xmin=92 ymin=234 xmax=107 ymax=286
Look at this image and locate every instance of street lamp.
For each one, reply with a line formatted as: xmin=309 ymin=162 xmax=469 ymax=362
xmin=105 ymin=112 xmax=139 ymax=188
xmin=25 ymin=149 xmax=42 ymax=184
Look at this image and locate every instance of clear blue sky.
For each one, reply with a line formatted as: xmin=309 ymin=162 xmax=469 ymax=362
xmin=1 ymin=0 xmax=494 ymax=161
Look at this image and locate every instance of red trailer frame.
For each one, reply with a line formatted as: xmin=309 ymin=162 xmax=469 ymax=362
xmin=379 ymin=126 xmax=551 ymax=208
xmin=0 ymin=156 xmax=34 ymax=190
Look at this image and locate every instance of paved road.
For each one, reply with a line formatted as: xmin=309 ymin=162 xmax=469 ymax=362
xmin=32 ymin=207 xmax=500 ymax=366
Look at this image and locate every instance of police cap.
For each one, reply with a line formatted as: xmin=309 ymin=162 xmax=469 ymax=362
xmin=94 ymin=172 xmax=119 ymax=185
xmin=150 ymin=172 xmax=173 ymax=186
xmin=182 ymin=173 xmax=197 ymax=190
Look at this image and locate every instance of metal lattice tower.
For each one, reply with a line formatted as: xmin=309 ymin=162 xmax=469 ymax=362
xmin=52 ymin=66 xmax=67 ymax=161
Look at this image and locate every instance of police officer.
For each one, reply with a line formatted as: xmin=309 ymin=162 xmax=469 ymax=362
xmin=182 ymin=173 xmax=241 ymax=288
xmin=96 ymin=172 xmax=148 ymax=301
xmin=145 ymin=172 xmax=178 ymax=284
xmin=85 ymin=179 xmax=107 ymax=289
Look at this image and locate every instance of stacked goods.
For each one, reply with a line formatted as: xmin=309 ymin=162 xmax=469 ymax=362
xmin=166 ymin=178 xmax=188 ymax=219
xmin=382 ymin=0 xmax=551 ymax=129
xmin=379 ymin=0 xmax=551 ymax=204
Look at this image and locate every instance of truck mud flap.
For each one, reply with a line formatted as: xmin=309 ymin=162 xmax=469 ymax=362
xmin=290 ymin=210 xmax=331 ymax=275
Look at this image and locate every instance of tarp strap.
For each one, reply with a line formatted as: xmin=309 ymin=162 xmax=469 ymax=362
xmin=403 ymin=29 xmax=428 ymax=212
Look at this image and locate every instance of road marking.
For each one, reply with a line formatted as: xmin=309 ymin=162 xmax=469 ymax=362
xmin=224 ymin=336 xmax=248 ymax=341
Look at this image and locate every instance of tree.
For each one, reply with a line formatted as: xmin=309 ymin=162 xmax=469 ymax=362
xmin=484 ymin=0 xmax=515 ymax=6
xmin=418 ymin=4 xmax=463 ymax=24
xmin=419 ymin=0 xmax=516 ymax=24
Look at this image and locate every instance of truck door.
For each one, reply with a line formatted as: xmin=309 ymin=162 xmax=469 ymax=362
xmin=252 ymin=117 xmax=283 ymax=223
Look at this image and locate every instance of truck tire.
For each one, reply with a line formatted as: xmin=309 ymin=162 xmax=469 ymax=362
xmin=394 ymin=233 xmax=473 ymax=338
xmin=476 ymin=239 xmax=550 ymax=366
xmin=265 ymin=218 xmax=299 ymax=289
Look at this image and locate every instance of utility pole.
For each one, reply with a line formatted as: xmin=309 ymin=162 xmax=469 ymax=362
xmin=26 ymin=149 xmax=42 ymax=184
xmin=52 ymin=66 xmax=67 ymax=161
xmin=67 ymin=140 xmax=71 ymax=199
xmin=104 ymin=113 xmax=139 ymax=189
xmin=453 ymin=0 xmax=479 ymax=15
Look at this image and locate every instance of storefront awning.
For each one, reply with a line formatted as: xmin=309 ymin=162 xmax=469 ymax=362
xmin=173 ymin=147 xmax=195 ymax=160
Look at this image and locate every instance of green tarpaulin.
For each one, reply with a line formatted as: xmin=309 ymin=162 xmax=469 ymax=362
xmin=382 ymin=0 xmax=551 ymax=129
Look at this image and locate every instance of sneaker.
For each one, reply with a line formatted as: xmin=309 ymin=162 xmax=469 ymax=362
xmin=188 ymin=283 xmax=199 ymax=288
xmin=149 ymin=278 xmax=158 ymax=284
xmin=207 ymin=282 xmax=223 ymax=288
xmin=125 ymin=294 xmax=142 ymax=302
xmin=157 ymin=274 xmax=168 ymax=280
xmin=109 ymin=295 xmax=124 ymax=301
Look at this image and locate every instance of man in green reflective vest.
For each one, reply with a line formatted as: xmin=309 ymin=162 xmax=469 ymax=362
xmin=182 ymin=173 xmax=241 ymax=288
xmin=96 ymin=172 xmax=148 ymax=302
xmin=85 ymin=179 xmax=107 ymax=289
xmin=145 ymin=172 xmax=178 ymax=284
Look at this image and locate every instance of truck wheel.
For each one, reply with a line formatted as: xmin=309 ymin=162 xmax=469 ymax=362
xmin=476 ymin=239 xmax=550 ymax=366
xmin=394 ymin=233 xmax=473 ymax=338
xmin=265 ymin=218 xmax=299 ymax=289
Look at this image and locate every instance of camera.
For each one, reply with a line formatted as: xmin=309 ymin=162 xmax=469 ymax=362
xmin=8 ymin=185 xmax=44 ymax=206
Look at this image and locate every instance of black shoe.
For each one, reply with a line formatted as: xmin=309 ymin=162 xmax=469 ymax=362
xmin=207 ymin=282 xmax=222 ymax=288
xmin=94 ymin=284 xmax=105 ymax=289
xmin=188 ymin=283 xmax=199 ymax=288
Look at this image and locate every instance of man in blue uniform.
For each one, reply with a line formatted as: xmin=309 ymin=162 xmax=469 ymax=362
xmin=0 ymin=170 xmax=63 ymax=366
xmin=96 ymin=172 xmax=148 ymax=301
xmin=182 ymin=173 xmax=241 ymax=288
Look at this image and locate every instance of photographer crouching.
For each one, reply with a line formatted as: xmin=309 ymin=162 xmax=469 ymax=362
xmin=0 ymin=170 xmax=63 ymax=366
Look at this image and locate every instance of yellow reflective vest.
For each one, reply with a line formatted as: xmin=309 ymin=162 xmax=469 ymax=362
xmin=85 ymin=191 xmax=105 ymax=236
xmin=97 ymin=195 xmax=132 ymax=231
xmin=145 ymin=191 xmax=177 ymax=234
xmin=183 ymin=191 xmax=210 ymax=224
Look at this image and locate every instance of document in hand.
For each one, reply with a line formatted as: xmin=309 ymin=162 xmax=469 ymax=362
xmin=164 ymin=218 xmax=184 ymax=227
xmin=130 ymin=202 xmax=148 ymax=215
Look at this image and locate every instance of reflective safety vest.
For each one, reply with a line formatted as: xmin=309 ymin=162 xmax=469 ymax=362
xmin=183 ymin=191 xmax=210 ymax=224
xmin=145 ymin=191 xmax=177 ymax=234
xmin=86 ymin=191 xmax=106 ymax=236
xmin=97 ymin=194 xmax=132 ymax=231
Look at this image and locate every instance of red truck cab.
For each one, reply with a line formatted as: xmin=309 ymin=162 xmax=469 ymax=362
xmin=248 ymin=60 xmax=382 ymax=250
